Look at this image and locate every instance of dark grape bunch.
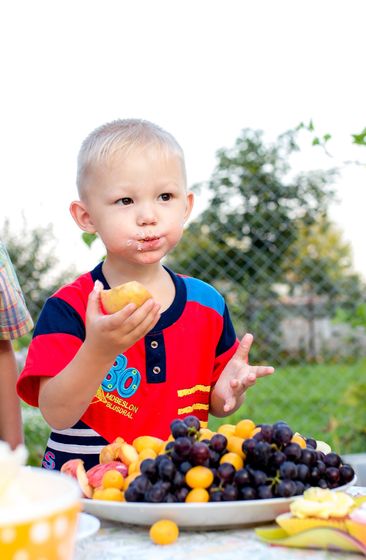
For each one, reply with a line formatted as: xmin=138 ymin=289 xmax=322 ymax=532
xmin=125 ymin=416 xmax=355 ymax=503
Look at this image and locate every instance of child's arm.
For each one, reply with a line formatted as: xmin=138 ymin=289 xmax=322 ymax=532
xmin=209 ymin=333 xmax=274 ymax=417
xmin=0 ymin=340 xmax=23 ymax=448
xmin=38 ymin=281 xmax=161 ymax=430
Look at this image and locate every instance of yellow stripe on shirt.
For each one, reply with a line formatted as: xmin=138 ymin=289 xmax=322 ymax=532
xmin=177 ymin=403 xmax=210 ymax=415
xmin=177 ymin=384 xmax=210 ymax=397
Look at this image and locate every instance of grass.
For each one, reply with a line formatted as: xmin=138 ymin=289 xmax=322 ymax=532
xmin=208 ymin=359 xmax=366 ymax=455
xmin=22 ymin=359 xmax=366 ymax=466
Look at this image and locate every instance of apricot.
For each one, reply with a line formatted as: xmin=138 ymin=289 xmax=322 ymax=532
xmin=185 ymin=466 xmax=214 ymax=489
xmin=227 ymin=435 xmax=246 ymax=459
xmin=185 ymin=488 xmax=210 ymax=503
xmin=102 ymin=469 xmax=124 ymax=490
xmin=99 ymin=437 xmax=125 ymax=463
xmin=198 ymin=428 xmax=215 ymax=441
xmin=219 ymin=452 xmax=244 ymax=470
xmin=118 ymin=442 xmax=139 ymax=465
xmin=217 ymin=423 xmax=236 ymax=438
xmin=132 ymin=435 xmax=164 ymax=454
xmin=128 ymin=460 xmax=141 ymax=476
xmin=101 ymin=281 xmax=152 ymax=314
xmin=291 ymin=432 xmax=307 ymax=448
xmin=138 ymin=448 xmax=157 ymax=461
xmin=99 ymin=438 xmax=138 ymax=465
xmin=149 ymin=520 xmax=179 ymax=545
xmin=93 ymin=487 xmax=124 ymax=501
xmin=87 ymin=461 xmax=128 ymax=488
xmin=123 ymin=472 xmax=140 ymax=489
xmin=234 ymin=418 xmax=256 ymax=439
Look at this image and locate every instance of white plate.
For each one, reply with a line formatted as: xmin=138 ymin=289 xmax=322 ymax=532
xmin=76 ymin=512 xmax=101 ymax=541
xmin=82 ymin=476 xmax=356 ymax=529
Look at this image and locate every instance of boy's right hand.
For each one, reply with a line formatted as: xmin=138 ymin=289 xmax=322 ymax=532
xmin=84 ymin=280 xmax=161 ymax=361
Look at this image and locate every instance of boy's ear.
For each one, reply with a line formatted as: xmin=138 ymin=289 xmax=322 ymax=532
xmin=69 ymin=200 xmax=96 ymax=233
xmin=184 ymin=191 xmax=194 ymax=223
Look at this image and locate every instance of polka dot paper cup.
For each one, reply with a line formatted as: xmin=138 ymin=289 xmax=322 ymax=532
xmin=0 ymin=467 xmax=81 ymax=560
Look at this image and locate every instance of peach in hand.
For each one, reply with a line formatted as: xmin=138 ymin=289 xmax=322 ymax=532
xmin=100 ymin=281 xmax=152 ymax=314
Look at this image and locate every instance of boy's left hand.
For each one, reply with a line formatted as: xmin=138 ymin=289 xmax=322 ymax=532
xmin=213 ymin=333 xmax=274 ymax=413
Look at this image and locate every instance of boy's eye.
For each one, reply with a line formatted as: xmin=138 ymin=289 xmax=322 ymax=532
xmin=116 ymin=197 xmax=133 ymax=206
xmin=159 ymin=193 xmax=172 ymax=201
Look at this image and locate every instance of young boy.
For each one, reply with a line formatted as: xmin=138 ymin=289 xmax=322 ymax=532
xmin=0 ymin=241 xmax=33 ymax=448
xmin=17 ymin=119 xmax=274 ymax=470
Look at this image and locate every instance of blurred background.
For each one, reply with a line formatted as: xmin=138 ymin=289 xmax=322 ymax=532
xmin=1 ymin=0 xmax=365 ymax=464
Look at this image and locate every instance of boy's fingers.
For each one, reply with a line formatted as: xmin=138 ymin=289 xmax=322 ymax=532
xmin=130 ymin=306 xmax=161 ymax=338
xmin=87 ymin=280 xmax=104 ymax=317
xmin=223 ymin=397 xmax=235 ymax=412
xmin=234 ymin=333 xmax=254 ymax=361
xmin=107 ymin=303 xmax=137 ymax=328
xmin=107 ymin=298 xmax=156 ymax=329
xmin=252 ymin=365 xmax=275 ymax=377
xmin=127 ymin=300 xmax=161 ymax=331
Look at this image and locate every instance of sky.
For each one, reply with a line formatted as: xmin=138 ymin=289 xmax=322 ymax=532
xmin=1 ymin=0 xmax=365 ymax=278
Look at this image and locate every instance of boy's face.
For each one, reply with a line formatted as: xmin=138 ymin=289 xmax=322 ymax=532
xmin=72 ymin=146 xmax=194 ymax=266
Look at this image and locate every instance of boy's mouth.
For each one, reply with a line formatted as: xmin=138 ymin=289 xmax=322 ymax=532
xmin=131 ymin=233 xmax=163 ymax=252
xmin=140 ymin=235 xmax=160 ymax=243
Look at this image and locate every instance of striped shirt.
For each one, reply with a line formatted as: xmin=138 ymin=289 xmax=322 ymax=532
xmin=42 ymin=420 xmax=108 ymax=470
xmin=0 ymin=241 xmax=33 ymax=340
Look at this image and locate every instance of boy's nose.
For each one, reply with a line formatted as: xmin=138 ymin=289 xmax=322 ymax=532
xmin=136 ymin=206 xmax=158 ymax=226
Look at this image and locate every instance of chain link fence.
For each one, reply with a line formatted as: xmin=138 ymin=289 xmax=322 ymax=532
xmin=167 ymin=223 xmax=366 ymax=454
xmin=166 ymin=130 xmax=366 ymax=453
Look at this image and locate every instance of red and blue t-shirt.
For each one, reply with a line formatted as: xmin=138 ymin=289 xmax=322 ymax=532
xmin=17 ymin=263 xmax=238 ymax=470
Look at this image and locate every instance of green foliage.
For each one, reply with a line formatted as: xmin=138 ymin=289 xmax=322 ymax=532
xmin=22 ymin=403 xmax=50 ymax=466
xmin=82 ymin=232 xmax=98 ymax=248
xmin=1 ymin=219 xmax=75 ymax=322
xmin=352 ymin=128 xmax=366 ymax=146
xmin=167 ymin=127 xmax=362 ymax=361
xmin=297 ymin=121 xmax=332 ymax=153
xmin=298 ymin=120 xmax=366 ymax=162
xmin=208 ymin=359 xmax=366 ymax=454
xmin=334 ymin=303 xmax=366 ymax=329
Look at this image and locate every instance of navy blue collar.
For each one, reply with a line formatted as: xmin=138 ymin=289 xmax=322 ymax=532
xmin=91 ymin=262 xmax=186 ymax=332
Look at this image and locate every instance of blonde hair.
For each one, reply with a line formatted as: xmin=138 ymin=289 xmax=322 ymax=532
xmin=76 ymin=118 xmax=186 ymax=196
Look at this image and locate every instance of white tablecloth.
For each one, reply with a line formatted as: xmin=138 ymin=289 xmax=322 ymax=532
xmin=74 ymin=487 xmax=366 ymax=560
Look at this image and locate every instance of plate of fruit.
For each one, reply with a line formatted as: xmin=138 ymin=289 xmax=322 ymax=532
xmin=61 ymin=416 xmax=356 ymax=528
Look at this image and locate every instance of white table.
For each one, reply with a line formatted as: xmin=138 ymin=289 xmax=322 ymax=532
xmin=74 ymin=487 xmax=366 ymax=560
